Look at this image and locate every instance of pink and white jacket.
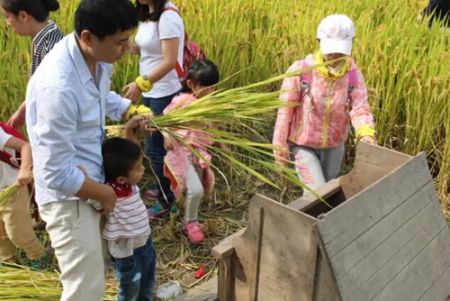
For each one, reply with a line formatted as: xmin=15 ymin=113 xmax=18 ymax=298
xmin=163 ymin=93 xmax=215 ymax=200
xmin=273 ymin=54 xmax=374 ymax=161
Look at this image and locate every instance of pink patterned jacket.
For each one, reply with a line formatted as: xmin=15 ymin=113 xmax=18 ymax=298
xmin=163 ymin=93 xmax=215 ymax=200
xmin=273 ymin=54 xmax=374 ymax=162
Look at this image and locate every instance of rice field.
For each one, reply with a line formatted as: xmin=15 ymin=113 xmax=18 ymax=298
xmin=0 ymin=0 xmax=448 ymax=211
xmin=0 ymin=0 xmax=449 ymax=298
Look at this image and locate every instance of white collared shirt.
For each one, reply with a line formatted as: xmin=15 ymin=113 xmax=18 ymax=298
xmin=26 ymin=33 xmax=131 ymax=204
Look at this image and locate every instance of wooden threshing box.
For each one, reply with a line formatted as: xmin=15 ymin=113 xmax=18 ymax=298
xmin=211 ymin=143 xmax=450 ymax=301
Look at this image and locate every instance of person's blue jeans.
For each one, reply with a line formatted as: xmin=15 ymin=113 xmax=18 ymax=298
xmin=113 ymin=236 xmax=156 ymax=301
xmin=143 ymin=93 xmax=178 ymax=209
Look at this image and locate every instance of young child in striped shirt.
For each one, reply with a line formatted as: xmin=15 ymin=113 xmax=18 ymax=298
xmin=102 ymin=116 xmax=155 ymax=301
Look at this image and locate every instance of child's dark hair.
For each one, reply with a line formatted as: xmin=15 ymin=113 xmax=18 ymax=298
xmin=136 ymin=0 xmax=166 ymax=22
xmin=0 ymin=0 xmax=59 ymax=22
xmin=75 ymin=0 xmax=138 ymax=40
xmin=102 ymin=137 xmax=142 ymax=181
xmin=182 ymin=59 xmax=220 ymax=93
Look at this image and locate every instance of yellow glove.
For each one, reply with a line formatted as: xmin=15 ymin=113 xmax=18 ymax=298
xmin=124 ymin=104 xmax=152 ymax=120
xmin=355 ymin=125 xmax=376 ymax=140
xmin=135 ymin=75 xmax=153 ymax=92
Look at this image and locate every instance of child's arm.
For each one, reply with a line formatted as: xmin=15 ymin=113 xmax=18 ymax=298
xmin=5 ymin=137 xmax=33 ymax=186
xmin=7 ymin=101 xmax=26 ymax=130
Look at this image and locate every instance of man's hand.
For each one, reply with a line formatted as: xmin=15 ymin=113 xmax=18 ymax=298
xmin=96 ymin=184 xmax=117 ymax=214
xmin=76 ymin=177 xmax=117 ymax=214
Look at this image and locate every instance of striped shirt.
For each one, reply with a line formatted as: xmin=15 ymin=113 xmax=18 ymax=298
xmin=103 ymin=185 xmax=150 ymax=258
xmin=31 ymin=21 xmax=64 ymax=75
xmin=103 ymin=185 xmax=150 ymax=240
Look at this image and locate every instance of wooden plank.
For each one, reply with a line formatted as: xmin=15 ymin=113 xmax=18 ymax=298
xmin=339 ymin=192 xmax=444 ymax=299
xmin=232 ymin=194 xmax=318 ymax=301
xmin=313 ymin=232 xmax=342 ymax=301
xmin=347 ymin=210 xmax=447 ymax=300
xmin=289 ymin=179 xmax=341 ymax=211
xmin=340 ymin=143 xmax=411 ymax=197
xmin=317 ymin=153 xmax=431 ymax=257
xmin=332 ymin=182 xmax=438 ymax=281
xmin=418 ymin=264 xmax=450 ymax=301
xmin=212 ymin=228 xmax=246 ymax=258
xmin=217 ymin=254 xmax=233 ymax=301
xmin=353 ymin=142 xmax=411 ymax=169
xmin=370 ymin=228 xmax=450 ymax=301
xmin=349 ymin=224 xmax=449 ymax=300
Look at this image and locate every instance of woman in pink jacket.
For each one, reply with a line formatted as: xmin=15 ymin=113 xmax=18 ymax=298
xmin=273 ymin=14 xmax=376 ymax=194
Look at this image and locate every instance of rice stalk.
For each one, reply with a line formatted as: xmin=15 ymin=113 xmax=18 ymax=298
xmin=0 ymin=183 xmax=20 ymax=206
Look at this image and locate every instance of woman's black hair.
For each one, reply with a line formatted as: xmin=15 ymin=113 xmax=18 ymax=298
xmin=182 ymin=59 xmax=220 ymax=93
xmin=102 ymin=137 xmax=142 ymax=181
xmin=136 ymin=0 xmax=167 ymax=22
xmin=0 ymin=0 xmax=59 ymax=22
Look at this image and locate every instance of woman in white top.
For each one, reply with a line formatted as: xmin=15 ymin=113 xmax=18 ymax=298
xmin=123 ymin=0 xmax=184 ymax=217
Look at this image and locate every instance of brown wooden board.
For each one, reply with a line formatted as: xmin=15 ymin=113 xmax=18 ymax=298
xmin=338 ymin=186 xmax=444 ymax=298
xmin=340 ymin=143 xmax=411 ymax=198
xmin=370 ymin=228 xmax=450 ymax=301
xmin=318 ymin=152 xmax=450 ymax=301
xmin=318 ymin=153 xmax=431 ymax=258
xmin=232 ymin=194 xmax=318 ymax=301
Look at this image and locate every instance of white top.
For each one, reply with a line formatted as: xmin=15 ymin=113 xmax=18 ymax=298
xmin=0 ymin=128 xmax=18 ymax=189
xmin=135 ymin=1 xmax=185 ymax=98
xmin=26 ymin=34 xmax=131 ymax=204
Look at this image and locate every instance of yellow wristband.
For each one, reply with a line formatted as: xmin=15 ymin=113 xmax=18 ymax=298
xmin=135 ymin=76 xmax=153 ymax=92
xmin=356 ymin=125 xmax=376 ymax=140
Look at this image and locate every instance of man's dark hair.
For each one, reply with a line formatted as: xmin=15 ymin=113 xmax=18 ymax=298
xmin=75 ymin=0 xmax=138 ymax=40
xmin=102 ymin=137 xmax=142 ymax=181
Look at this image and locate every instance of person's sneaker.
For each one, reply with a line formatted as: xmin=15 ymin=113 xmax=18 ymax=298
xmin=147 ymin=203 xmax=169 ymax=220
xmin=184 ymin=221 xmax=205 ymax=244
xmin=170 ymin=204 xmax=179 ymax=215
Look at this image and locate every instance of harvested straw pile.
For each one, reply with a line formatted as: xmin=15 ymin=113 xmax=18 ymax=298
xmin=0 ymin=261 xmax=117 ymax=300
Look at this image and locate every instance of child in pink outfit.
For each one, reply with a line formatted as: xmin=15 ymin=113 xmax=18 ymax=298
xmin=273 ymin=14 xmax=376 ymax=194
xmin=163 ymin=59 xmax=219 ymax=244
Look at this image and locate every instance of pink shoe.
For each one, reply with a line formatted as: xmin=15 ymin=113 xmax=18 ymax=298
xmin=184 ymin=221 xmax=205 ymax=244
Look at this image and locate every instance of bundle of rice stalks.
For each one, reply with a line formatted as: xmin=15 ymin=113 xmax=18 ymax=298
xmin=0 ymin=183 xmax=20 ymax=206
xmin=0 ymin=261 xmax=117 ymax=300
xmin=147 ymin=69 xmax=330 ymax=202
xmin=108 ymin=66 xmax=331 ymax=203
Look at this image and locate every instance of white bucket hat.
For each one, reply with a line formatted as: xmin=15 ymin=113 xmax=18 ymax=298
xmin=317 ymin=14 xmax=355 ymax=56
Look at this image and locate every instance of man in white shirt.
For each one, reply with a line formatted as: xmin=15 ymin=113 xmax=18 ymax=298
xmin=25 ymin=0 xmax=138 ymax=300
